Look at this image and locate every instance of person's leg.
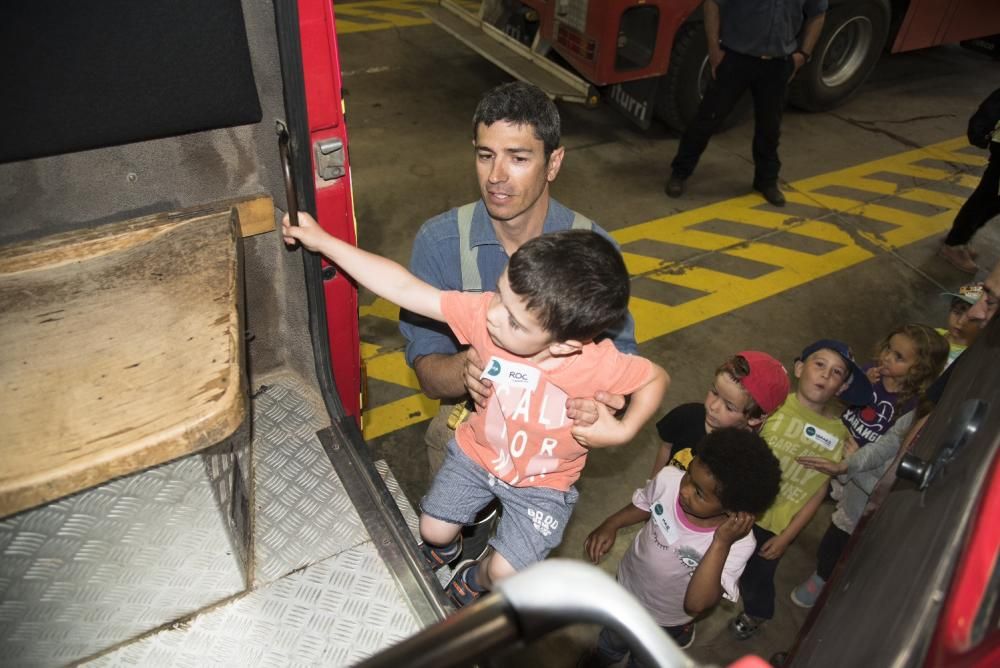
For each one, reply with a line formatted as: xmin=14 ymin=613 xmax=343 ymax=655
xmin=446 ymin=481 xmax=579 ymax=606
xmin=423 ymin=402 xmax=458 ymax=477
xmin=592 ymin=626 xmax=630 ymax=666
xmin=749 ymin=58 xmax=792 ymax=190
xmin=670 ymin=52 xmax=754 ymax=181
xmin=419 ymin=440 xmax=496 ymax=566
xmin=816 ymin=522 xmax=851 ymax=581
xmin=792 ymin=522 xmax=849 ymax=608
xmin=944 ymin=159 xmax=1000 ymax=247
xmin=731 ymin=524 xmax=780 ymax=639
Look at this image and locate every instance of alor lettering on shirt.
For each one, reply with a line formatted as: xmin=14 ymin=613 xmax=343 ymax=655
xmin=480 ymin=356 xmax=571 ymax=485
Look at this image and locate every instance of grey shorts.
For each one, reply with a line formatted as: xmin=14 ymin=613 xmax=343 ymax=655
xmin=421 ymin=439 xmax=580 ymax=571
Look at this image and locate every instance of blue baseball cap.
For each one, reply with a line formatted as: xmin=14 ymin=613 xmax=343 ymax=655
xmin=798 ymin=339 xmax=874 ymax=407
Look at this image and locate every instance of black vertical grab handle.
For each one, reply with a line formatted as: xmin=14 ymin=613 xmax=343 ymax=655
xmin=277 ymin=121 xmax=299 ymax=228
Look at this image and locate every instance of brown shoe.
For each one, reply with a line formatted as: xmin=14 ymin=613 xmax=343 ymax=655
xmin=938 ymin=244 xmax=979 ymax=274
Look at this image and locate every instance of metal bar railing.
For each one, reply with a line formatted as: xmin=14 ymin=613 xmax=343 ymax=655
xmin=358 ymin=559 xmax=695 ymax=668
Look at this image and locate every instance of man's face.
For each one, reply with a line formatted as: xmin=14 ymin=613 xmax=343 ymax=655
xmin=967 ymin=264 xmax=1000 ymax=324
xmin=474 ymin=121 xmax=564 ymax=225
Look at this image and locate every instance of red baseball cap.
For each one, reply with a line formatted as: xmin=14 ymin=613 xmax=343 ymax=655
xmin=736 ymin=350 xmax=790 ymax=415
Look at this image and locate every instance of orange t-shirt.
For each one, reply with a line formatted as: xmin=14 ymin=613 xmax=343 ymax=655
xmin=441 ymin=291 xmax=653 ymax=491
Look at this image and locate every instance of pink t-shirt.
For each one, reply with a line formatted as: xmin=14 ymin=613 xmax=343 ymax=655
xmin=441 ymin=291 xmax=652 ymax=492
xmin=617 ymin=466 xmax=756 ymax=626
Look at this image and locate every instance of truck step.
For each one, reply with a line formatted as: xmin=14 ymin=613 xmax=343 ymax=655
xmin=84 ymin=461 xmax=424 ymax=667
xmin=425 ymin=1 xmax=591 ymax=104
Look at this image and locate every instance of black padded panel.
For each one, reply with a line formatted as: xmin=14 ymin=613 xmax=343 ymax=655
xmin=0 ymin=0 xmax=262 ymax=164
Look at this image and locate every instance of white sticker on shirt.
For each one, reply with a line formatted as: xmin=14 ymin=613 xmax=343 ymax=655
xmin=480 ymin=356 xmax=541 ymax=392
xmin=803 ymin=423 xmax=840 ymax=451
xmin=652 ymin=502 xmax=680 ymax=545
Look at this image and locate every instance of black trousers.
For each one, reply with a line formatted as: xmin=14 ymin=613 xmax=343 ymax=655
xmin=944 ymin=158 xmax=1000 ymax=246
xmin=739 ymin=523 xmax=781 ymax=619
xmin=671 ymin=50 xmax=793 ymax=187
xmin=816 ymin=522 xmax=851 ymax=581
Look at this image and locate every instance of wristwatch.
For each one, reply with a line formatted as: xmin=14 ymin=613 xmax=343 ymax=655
xmin=794 ymin=49 xmax=812 ymax=64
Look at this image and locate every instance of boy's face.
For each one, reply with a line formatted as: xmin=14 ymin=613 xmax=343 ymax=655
xmin=486 ymin=270 xmax=556 ymax=356
xmin=474 ymin=121 xmax=564 ymax=225
xmin=678 ymin=458 xmax=726 ymax=520
xmin=947 ymin=300 xmax=981 ymax=347
xmin=794 ymin=348 xmax=850 ymax=406
xmin=703 ymin=372 xmax=752 ymax=433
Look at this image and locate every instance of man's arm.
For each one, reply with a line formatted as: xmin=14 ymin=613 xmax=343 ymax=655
xmin=684 ymin=512 xmax=755 ymax=615
xmin=283 ymin=213 xmax=444 ymax=321
xmin=413 ymin=347 xmax=491 ymax=404
xmin=792 ymin=11 xmax=826 ymax=72
xmin=758 ymin=482 xmax=828 ymax=559
xmin=704 ymin=0 xmax=724 ymax=77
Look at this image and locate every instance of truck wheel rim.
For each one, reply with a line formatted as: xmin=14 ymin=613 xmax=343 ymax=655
xmin=821 ymin=17 xmax=873 ymax=88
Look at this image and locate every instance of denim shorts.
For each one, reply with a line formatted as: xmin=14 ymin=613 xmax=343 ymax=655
xmin=421 ymin=439 xmax=579 ymax=571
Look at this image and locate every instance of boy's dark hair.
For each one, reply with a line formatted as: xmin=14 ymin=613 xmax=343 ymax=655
xmin=714 ymin=355 xmax=763 ymax=420
xmin=472 ymin=82 xmax=561 ymax=159
xmin=696 ymin=428 xmax=780 ymax=515
xmin=507 ymin=229 xmax=629 ymax=343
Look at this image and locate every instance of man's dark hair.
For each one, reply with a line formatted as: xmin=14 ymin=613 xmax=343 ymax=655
xmin=696 ymin=428 xmax=781 ymax=515
xmin=472 ymin=81 xmax=561 ymax=158
xmin=507 ymin=229 xmax=629 ymax=343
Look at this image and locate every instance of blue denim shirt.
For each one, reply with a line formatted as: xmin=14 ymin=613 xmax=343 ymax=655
xmin=400 ymin=198 xmax=638 ymax=367
xmin=716 ymin=0 xmax=828 ymax=58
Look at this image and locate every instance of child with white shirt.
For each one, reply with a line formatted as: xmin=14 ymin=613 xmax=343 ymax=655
xmin=582 ymin=428 xmax=781 ymax=660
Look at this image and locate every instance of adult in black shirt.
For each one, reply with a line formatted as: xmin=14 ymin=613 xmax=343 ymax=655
xmin=666 ymin=0 xmax=827 ymax=206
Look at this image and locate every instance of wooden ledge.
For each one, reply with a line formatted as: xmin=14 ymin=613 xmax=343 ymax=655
xmin=0 ymin=203 xmax=249 ymax=517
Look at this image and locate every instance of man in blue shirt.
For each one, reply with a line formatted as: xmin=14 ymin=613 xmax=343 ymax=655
xmin=399 ymin=82 xmax=638 ymax=478
xmin=666 ymin=0 xmax=828 ymax=206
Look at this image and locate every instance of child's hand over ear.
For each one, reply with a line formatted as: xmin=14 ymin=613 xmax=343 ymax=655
xmin=715 ymin=512 xmax=755 ymax=546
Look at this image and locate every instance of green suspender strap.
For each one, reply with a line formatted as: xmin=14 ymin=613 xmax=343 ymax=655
xmin=456 ymin=202 xmax=594 ymax=292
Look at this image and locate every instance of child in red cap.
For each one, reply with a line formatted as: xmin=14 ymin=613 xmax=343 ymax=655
xmin=651 ymin=351 xmax=790 ymax=475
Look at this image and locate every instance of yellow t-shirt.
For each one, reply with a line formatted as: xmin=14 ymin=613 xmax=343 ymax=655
xmin=757 ymin=393 xmax=848 ymax=535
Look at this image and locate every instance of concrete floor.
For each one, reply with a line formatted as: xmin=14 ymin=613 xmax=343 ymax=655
xmin=337 ymin=18 xmax=999 ymax=667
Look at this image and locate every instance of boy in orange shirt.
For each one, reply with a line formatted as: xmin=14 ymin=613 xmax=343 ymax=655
xmin=282 ymin=213 xmax=668 ymax=607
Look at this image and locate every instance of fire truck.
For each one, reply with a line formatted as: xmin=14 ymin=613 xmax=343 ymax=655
xmin=428 ymin=0 xmax=1000 ymax=129
xmin=0 ymin=0 xmax=997 ymax=666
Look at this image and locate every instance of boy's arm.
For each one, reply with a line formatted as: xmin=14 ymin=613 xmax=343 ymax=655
xmin=572 ymin=363 xmax=670 ymax=449
xmin=684 ymin=512 xmax=755 ymax=616
xmin=758 ymin=482 xmax=828 ymax=560
xmin=584 ymin=502 xmax=651 ymax=564
xmin=283 ymin=212 xmax=444 ymax=322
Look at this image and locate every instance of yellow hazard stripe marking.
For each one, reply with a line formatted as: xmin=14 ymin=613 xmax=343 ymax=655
xmin=335 ymin=0 xmax=480 ymax=35
xmin=359 ymin=136 xmax=984 ymax=440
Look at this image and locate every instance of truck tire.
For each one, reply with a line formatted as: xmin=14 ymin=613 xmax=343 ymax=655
xmin=788 ymin=0 xmax=890 ymax=111
xmin=655 ymin=23 xmax=749 ymax=132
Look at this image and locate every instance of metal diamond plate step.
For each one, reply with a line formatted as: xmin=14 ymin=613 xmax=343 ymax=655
xmin=0 ymin=451 xmax=245 ymax=667
xmin=250 ymin=372 xmax=371 ymax=585
xmin=84 ymin=462 xmax=427 ymax=666
xmin=84 ymin=540 xmax=423 ymax=667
